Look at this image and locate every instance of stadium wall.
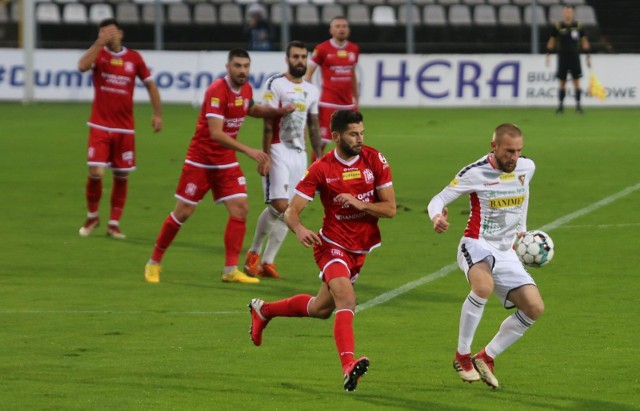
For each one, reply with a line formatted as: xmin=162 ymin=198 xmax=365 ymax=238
xmin=0 ymin=49 xmax=638 ymax=107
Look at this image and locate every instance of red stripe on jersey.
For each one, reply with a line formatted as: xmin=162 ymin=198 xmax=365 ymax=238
xmin=464 ymin=192 xmax=481 ymax=239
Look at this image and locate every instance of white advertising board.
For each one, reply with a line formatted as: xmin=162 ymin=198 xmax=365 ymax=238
xmin=0 ymin=49 xmax=637 ymax=107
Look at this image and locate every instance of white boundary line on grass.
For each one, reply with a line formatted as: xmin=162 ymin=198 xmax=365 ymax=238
xmin=356 ymin=181 xmax=640 ymax=313
xmin=1 ymin=183 xmax=638 ymax=317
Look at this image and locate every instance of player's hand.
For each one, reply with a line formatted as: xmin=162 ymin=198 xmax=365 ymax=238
xmin=279 ymin=104 xmax=296 ymax=115
xmin=294 ymin=226 xmax=322 ymax=248
xmin=432 ymin=208 xmax=449 ymax=233
xmin=586 ymin=55 xmax=592 ymax=68
xmin=257 ymin=159 xmax=270 ymax=176
xmin=334 ymin=193 xmax=363 ymax=210
xmin=97 ymin=25 xmax=118 ymax=46
xmin=151 ymin=114 xmax=163 ymax=132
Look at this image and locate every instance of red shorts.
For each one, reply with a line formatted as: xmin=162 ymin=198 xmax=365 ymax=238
xmin=174 ymin=163 xmax=247 ymax=205
xmin=318 ymin=106 xmax=336 ymax=142
xmin=87 ymin=127 xmax=136 ymax=171
xmin=313 ymin=242 xmax=366 ymax=284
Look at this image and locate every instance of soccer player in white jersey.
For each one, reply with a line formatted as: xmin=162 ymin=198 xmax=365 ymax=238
xmin=244 ymin=41 xmax=322 ymax=278
xmin=427 ymin=123 xmax=543 ymax=389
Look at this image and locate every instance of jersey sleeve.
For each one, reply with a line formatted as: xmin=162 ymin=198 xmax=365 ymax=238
xmin=309 ymin=86 xmax=319 ymax=115
xmin=135 ymin=52 xmax=153 ymax=82
xmin=294 ymin=162 xmax=323 ymax=201
xmin=427 ymin=169 xmax=473 ymax=219
xmin=310 ymin=46 xmax=323 ymax=66
xmin=204 ymin=83 xmax=227 ymax=120
xmin=374 ymin=150 xmax=392 ymax=189
xmin=263 ymin=77 xmax=281 ymax=109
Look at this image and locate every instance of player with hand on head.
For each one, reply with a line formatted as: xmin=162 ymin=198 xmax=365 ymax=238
xmin=304 ymin=16 xmax=359 ymax=160
xmin=427 ymin=124 xmax=543 ymax=389
xmin=244 ymin=41 xmax=322 ymax=279
xmin=78 ymin=18 xmax=162 ymax=239
xmin=144 ymin=49 xmax=294 ymax=284
xmin=248 ymin=110 xmax=396 ymax=392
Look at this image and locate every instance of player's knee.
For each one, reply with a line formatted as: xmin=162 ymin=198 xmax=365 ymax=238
xmin=173 ymin=201 xmax=196 ymax=223
xmin=525 ymin=300 xmax=545 ymax=321
xmin=312 ymin=307 xmax=333 ymax=320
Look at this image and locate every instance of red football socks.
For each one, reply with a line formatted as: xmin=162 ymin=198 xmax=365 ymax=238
xmin=224 ymin=216 xmax=246 ymax=267
xmin=334 ymin=309 xmax=355 ymax=367
xmin=86 ymin=175 xmax=102 ymax=214
xmin=262 ymin=294 xmax=313 ymax=318
xmin=109 ymin=175 xmax=128 ymax=222
xmin=151 ymin=213 xmax=182 ymax=263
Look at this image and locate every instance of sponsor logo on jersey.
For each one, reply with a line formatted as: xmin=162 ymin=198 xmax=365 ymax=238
xmin=210 ymin=97 xmax=220 ymax=108
xmin=489 ymin=195 xmax=525 ymax=209
xmin=110 ymin=58 xmax=123 ymax=66
xmin=337 ymin=50 xmax=348 ymax=58
xmin=235 ymin=97 xmax=244 ymax=107
xmin=518 ymin=175 xmax=526 ymax=186
xmin=294 ymin=86 xmax=302 ymax=93
xmin=263 ymin=92 xmax=273 ymax=102
xmin=499 ymin=172 xmax=515 ymax=181
xmin=342 ymin=170 xmax=361 ymax=180
xmin=449 ymin=178 xmax=459 ymax=187
xmin=364 ymin=168 xmax=374 ymax=184
xmin=295 ymin=102 xmax=306 ymax=111
xmin=325 ymin=177 xmax=341 ymax=183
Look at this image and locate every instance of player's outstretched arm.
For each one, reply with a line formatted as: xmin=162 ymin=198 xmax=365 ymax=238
xmin=248 ymin=103 xmax=295 ymax=119
xmin=284 ymin=195 xmax=322 ymax=248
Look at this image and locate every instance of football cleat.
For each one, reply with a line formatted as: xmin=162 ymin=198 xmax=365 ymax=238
xmin=144 ymin=262 xmax=161 ymax=283
xmin=248 ymin=298 xmax=270 ymax=346
xmin=472 ymin=349 xmax=499 ymax=389
xmin=244 ymin=251 xmax=261 ymax=277
xmin=222 ymin=269 xmax=260 ymax=284
xmin=453 ymin=352 xmax=480 ymax=383
xmin=106 ymin=224 xmax=127 ymax=240
xmin=259 ymin=263 xmax=282 ymax=279
xmin=79 ymin=217 xmax=100 ymax=237
xmin=343 ymin=357 xmax=369 ymax=392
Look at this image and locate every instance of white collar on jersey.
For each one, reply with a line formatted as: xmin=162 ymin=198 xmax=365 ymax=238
xmin=104 ymin=46 xmax=128 ymax=57
xmin=224 ymin=76 xmax=243 ymax=94
xmin=329 ymin=38 xmax=349 ymax=49
xmin=333 ymin=149 xmax=360 ymax=166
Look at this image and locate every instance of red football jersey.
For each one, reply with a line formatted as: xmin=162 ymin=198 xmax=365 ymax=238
xmin=185 ymin=76 xmax=253 ymax=167
xmin=87 ymin=47 xmax=152 ymax=132
xmin=295 ymin=146 xmax=392 ymax=253
xmin=310 ymin=39 xmax=359 ymax=107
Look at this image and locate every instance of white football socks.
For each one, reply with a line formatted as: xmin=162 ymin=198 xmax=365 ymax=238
xmin=458 ymin=291 xmax=487 ymax=355
xmin=249 ymin=207 xmax=279 ymax=254
xmin=261 ymin=218 xmax=289 ymax=264
xmin=485 ymin=310 xmax=534 ymax=359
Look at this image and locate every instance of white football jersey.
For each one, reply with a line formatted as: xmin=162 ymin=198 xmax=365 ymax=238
xmin=428 ymin=154 xmax=536 ymax=250
xmin=262 ymin=74 xmax=319 ymax=151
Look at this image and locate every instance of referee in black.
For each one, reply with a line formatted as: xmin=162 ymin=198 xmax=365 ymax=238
xmin=545 ymin=5 xmax=591 ymax=114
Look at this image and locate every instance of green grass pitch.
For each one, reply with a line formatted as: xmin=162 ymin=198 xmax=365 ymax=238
xmin=1 ymin=102 xmax=639 ymax=410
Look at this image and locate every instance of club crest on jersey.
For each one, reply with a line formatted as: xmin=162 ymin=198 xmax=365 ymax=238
xmin=518 ymin=175 xmax=526 ymax=185
xmin=210 ymin=97 xmax=220 ymax=108
xmin=364 ymin=168 xmax=374 ymax=184
xmin=378 ymin=152 xmax=388 ymax=165
xmin=342 ymin=170 xmax=361 ymax=180
xmin=124 ymin=62 xmax=135 ymax=73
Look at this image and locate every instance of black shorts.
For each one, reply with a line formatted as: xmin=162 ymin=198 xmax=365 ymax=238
xmin=556 ymin=55 xmax=583 ymax=81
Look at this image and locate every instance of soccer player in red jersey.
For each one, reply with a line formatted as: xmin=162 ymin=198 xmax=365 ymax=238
xmin=248 ymin=110 xmax=396 ymax=391
xmin=305 ymin=17 xmax=359 ymax=160
xmin=78 ymin=18 xmax=162 ymax=240
xmin=144 ymin=49 xmax=294 ymax=284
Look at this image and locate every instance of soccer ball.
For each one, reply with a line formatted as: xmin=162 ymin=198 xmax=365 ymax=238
xmin=515 ymin=230 xmax=555 ymax=267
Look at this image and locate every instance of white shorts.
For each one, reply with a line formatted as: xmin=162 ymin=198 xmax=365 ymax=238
xmin=262 ymin=143 xmax=307 ymax=203
xmin=457 ymin=237 xmax=536 ymax=309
